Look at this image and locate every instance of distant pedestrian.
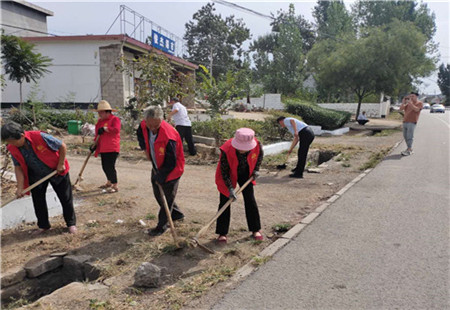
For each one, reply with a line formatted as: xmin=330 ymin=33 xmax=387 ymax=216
xmin=399 ymin=92 xmax=423 ymax=156
xmin=357 ymin=111 xmax=369 ymax=125
xmin=277 ymin=116 xmax=315 ymax=178
xmin=215 ymin=128 xmax=264 ymax=244
xmin=91 ymin=100 xmax=121 ymax=192
xmin=168 ymin=97 xmax=197 ymax=156
xmin=1 ymin=122 xmax=77 ymax=235
xmin=137 ymin=105 xmax=186 ymax=236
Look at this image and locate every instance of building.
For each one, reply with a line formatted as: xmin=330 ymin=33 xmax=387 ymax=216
xmin=1 ymin=34 xmax=198 ymax=109
xmin=1 ymin=0 xmax=53 ymax=36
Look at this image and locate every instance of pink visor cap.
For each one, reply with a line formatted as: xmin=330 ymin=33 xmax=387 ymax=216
xmin=231 ymin=128 xmax=257 ymax=151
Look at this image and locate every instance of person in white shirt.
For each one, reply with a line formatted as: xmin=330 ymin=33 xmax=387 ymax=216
xmin=277 ymin=116 xmax=315 ymax=178
xmin=167 ymin=98 xmax=197 ymax=155
xmin=357 ymin=111 xmax=369 ymax=125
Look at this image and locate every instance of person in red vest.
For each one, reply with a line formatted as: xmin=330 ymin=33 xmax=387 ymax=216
xmin=90 ymin=100 xmax=121 ymax=193
xmin=136 ymin=105 xmax=185 ymax=236
xmin=1 ymin=122 xmax=77 ymax=235
xmin=215 ymin=128 xmax=264 ymax=244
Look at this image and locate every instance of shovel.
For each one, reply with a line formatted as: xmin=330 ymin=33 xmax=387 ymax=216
xmin=1 ymin=170 xmax=58 ymax=208
xmin=73 ymin=136 xmax=99 ymax=190
xmin=190 ymin=176 xmax=254 ymax=253
xmin=276 ymin=153 xmax=290 ymax=170
xmin=156 ymin=182 xmax=180 ymax=248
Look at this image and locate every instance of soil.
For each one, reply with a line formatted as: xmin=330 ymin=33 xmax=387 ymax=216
xmin=0 ymin=118 xmax=403 ymax=310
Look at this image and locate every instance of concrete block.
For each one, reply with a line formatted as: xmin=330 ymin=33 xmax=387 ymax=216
xmin=196 ymin=143 xmax=217 ymax=156
xmin=314 ymin=203 xmax=330 ymax=213
xmin=327 ymin=195 xmax=340 ymax=203
xmin=84 ymin=262 xmax=101 ymax=281
xmin=300 ymin=212 xmax=320 ymax=224
xmin=1 ymin=266 xmax=26 ymax=288
xmin=281 ymin=223 xmax=307 ymax=240
xmin=260 ymin=237 xmax=290 ymax=257
xmin=63 ymin=255 xmax=94 ymax=281
xmin=262 ymin=142 xmax=291 ymax=156
xmin=336 ymin=185 xmax=351 ymax=196
xmin=24 ymin=256 xmax=63 ymax=278
xmin=193 ymin=135 xmax=216 ymax=146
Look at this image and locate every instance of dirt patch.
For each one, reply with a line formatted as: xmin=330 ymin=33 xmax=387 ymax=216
xmin=1 ymin=126 xmax=403 ymax=309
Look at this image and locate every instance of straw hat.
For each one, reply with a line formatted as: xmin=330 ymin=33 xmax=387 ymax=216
xmin=95 ymin=100 xmax=117 ymax=112
xmin=231 ymin=128 xmax=257 ymax=151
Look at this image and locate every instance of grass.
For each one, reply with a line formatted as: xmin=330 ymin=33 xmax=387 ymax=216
xmin=272 ymin=223 xmax=292 ymax=232
xmin=359 ymin=147 xmax=391 ymax=170
xmin=374 ymin=129 xmax=401 ymax=137
xmin=145 ymin=213 xmax=156 ymax=220
xmin=89 ymin=299 xmax=112 ymax=310
xmin=251 ymin=255 xmax=271 ymax=266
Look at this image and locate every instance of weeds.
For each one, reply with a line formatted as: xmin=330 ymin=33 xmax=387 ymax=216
xmin=4 ymin=297 xmax=30 ymax=309
xmin=251 ymin=255 xmax=271 ymax=266
xmin=145 ymin=213 xmax=156 ymax=220
xmin=374 ymin=129 xmax=400 ymax=137
xmin=359 ymin=148 xmax=391 ymax=170
xmin=272 ymin=223 xmax=292 ymax=232
xmin=89 ymin=299 xmax=111 ymax=310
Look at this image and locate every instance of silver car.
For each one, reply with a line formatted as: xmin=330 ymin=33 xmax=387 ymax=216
xmin=430 ymin=104 xmax=445 ymax=113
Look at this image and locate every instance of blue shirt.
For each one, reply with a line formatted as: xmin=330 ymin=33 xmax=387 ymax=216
xmin=283 ymin=118 xmax=307 ymax=136
xmin=11 ymin=133 xmax=63 ymax=181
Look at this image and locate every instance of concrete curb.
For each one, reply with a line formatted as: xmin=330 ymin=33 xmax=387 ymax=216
xmin=229 ymin=143 xmax=402 ymax=284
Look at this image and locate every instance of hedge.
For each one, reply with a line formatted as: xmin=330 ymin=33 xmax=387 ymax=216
xmin=192 ymin=111 xmax=299 ymax=144
xmin=284 ymin=99 xmax=351 ymax=130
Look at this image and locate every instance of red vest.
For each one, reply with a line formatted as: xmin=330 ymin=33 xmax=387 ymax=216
xmin=140 ymin=120 xmax=184 ymax=182
xmin=7 ymin=131 xmax=70 ymax=192
xmin=215 ymin=138 xmax=260 ymax=196
xmin=94 ymin=114 xmax=121 ymax=157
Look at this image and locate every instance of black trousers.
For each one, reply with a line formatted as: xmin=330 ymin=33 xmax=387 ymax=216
xmin=30 ymin=173 xmax=76 ymax=229
xmin=294 ymin=127 xmax=315 ymax=177
xmin=175 ymin=125 xmax=197 ymax=155
xmin=100 ymin=152 xmax=118 ymax=184
xmin=151 ymin=171 xmax=184 ymax=228
xmin=215 ymin=172 xmax=261 ymax=236
xmin=357 ymin=119 xmax=369 ymax=125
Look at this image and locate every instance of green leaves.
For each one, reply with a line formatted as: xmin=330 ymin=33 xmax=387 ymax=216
xmin=437 ymin=64 xmax=450 ymax=103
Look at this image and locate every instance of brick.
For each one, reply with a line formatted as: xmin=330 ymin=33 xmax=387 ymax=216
xmin=327 ymin=194 xmax=340 ymax=203
xmin=260 ymin=237 xmax=290 ymax=257
xmin=24 ymin=256 xmax=63 ymax=278
xmin=1 ymin=266 xmax=26 ymax=288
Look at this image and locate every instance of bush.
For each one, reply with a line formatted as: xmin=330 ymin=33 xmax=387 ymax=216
xmin=284 ymin=99 xmax=351 ymax=130
xmin=7 ymin=108 xmax=96 ymax=130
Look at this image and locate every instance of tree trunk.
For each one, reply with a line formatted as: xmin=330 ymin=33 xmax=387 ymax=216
xmin=19 ymin=82 xmax=23 ymax=112
xmin=355 ymin=95 xmax=363 ymax=122
xmin=209 ymin=47 xmax=213 ymax=82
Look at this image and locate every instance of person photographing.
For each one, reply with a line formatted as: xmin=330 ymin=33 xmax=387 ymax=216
xmin=399 ymin=92 xmax=423 ymax=156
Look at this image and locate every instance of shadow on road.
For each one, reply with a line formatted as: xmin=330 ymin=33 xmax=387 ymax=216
xmin=384 ymin=154 xmax=403 ymax=161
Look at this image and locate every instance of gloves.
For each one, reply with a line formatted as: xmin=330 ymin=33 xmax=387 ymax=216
xmin=89 ymin=144 xmax=97 ymax=153
xmin=152 ymin=172 xmax=165 ymax=185
xmin=98 ymin=127 xmax=105 ymax=135
xmin=228 ymin=187 xmax=237 ymax=201
xmin=252 ymin=170 xmax=260 ymax=180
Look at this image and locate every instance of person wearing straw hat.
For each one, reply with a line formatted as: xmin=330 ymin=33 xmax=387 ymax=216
xmin=1 ymin=121 xmax=77 ymax=235
xmin=215 ymin=128 xmax=264 ymax=244
xmin=90 ymin=100 xmax=121 ymax=193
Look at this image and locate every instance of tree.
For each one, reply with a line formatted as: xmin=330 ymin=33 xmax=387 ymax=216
xmin=1 ymin=34 xmax=52 ymax=110
xmin=184 ymin=3 xmax=250 ymax=79
xmin=197 ymin=65 xmax=247 ymax=117
xmin=313 ymin=0 xmax=354 ymax=41
xmin=251 ymin=4 xmax=314 ymax=95
xmin=437 ymin=64 xmax=450 ymax=104
xmin=308 ymin=19 xmax=435 ymax=118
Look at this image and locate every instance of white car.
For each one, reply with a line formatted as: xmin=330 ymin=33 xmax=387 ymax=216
xmin=423 ymin=103 xmax=430 ymax=109
xmin=430 ymin=104 xmax=445 ymax=113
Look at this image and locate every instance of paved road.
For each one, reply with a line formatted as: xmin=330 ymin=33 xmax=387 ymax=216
xmin=213 ymin=111 xmax=450 ymax=310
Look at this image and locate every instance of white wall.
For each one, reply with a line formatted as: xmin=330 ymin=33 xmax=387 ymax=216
xmin=1 ymin=40 xmax=118 ymax=105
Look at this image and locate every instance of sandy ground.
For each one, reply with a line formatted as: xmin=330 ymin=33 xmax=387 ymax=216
xmin=1 ymin=120 xmax=403 ymax=309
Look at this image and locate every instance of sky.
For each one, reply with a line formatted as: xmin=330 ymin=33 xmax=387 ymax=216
xmin=31 ymin=0 xmax=450 ymax=95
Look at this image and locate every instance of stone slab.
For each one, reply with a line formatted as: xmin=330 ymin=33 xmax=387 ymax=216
xmin=260 ymin=238 xmax=291 ymax=257
xmin=300 ymin=212 xmax=320 ymax=224
xmin=193 ymin=135 xmax=216 ymax=146
xmin=1 ymin=266 xmax=26 ymax=288
xmin=326 ymin=194 xmax=340 ymax=203
xmin=24 ymin=256 xmax=63 ymax=278
xmin=314 ymin=203 xmax=330 ymax=213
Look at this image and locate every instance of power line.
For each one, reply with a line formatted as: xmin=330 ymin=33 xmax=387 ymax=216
xmin=213 ymin=0 xmax=275 ymax=21
xmin=0 ymin=23 xmax=57 ymax=36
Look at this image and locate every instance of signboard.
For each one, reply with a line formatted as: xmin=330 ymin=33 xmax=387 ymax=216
xmin=151 ymin=30 xmax=175 ymax=55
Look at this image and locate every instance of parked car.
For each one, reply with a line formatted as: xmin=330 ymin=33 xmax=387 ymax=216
xmin=423 ymin=103 xmax=430 ymax=109
xmin=430 ymin=104 xmax=445 ymax=113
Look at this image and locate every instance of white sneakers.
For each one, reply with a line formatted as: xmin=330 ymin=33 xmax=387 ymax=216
xmin=401 ymin=150 xmax=413 ymax=156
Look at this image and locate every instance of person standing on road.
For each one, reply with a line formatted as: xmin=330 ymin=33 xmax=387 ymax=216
xmin=277 ymin=116 xmax=315 ymax=178
xmin=137 ymin=105 xmax=186 ymax=236
xmin=1 ymin=122 xmax=77 ymax=235
xmin=399 ymin=92 xmax=423 ymax=156
xmin=91 ymin=100 xmax=121 ymax=193
xmin=167 ymin=97 xmax=197 ymax=156
xmin=215 ymin=128 xmax=264 ymax=244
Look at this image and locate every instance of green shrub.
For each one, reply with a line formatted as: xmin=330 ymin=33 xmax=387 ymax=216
xmin=284 ymin=99 xmax=351 ymax=130
xmin=7 ymin=107 xmax=96 ymax=130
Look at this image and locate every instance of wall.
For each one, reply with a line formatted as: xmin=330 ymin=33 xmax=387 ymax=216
xmin=1 ymin=1 xmax=50 ymax=37
xmin=318 ymin=103 xmax=381 ymax=118
xmin=1 ymin=40 xmax=118 ymax=106
xmin=99 ymin=44 xmax=125 ymax=109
